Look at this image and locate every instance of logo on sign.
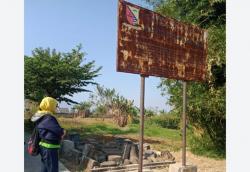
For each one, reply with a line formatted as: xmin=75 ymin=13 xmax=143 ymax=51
xmin=126 ymin=5 xmax=139 ymax=26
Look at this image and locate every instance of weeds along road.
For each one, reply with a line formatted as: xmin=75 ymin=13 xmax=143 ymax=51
xmin=24 ymin=131 xmax=70 ymax=172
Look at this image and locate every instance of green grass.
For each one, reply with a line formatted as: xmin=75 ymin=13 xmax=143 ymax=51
xmin=128 ymin=123 xmax=181 ymax=141
xmin=58 ymin=117 xmax=182 ymax=151
xmin=78 ymin=123 xmax=138 ymax=135
xmin=59 ymin=118 xmax=181 ymax=140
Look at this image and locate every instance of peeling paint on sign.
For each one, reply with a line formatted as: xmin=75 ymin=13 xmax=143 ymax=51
xmin=117 ymin=0 xmax=208 ymax=81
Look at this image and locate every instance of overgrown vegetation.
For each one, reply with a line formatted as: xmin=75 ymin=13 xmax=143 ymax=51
xmin=145 ymin=0 xmax=226 ymax=158
xmin=88 ymin=85 xmax=139 ymax=127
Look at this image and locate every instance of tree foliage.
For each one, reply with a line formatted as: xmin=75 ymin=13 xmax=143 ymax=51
xmin=25 ymin=45 xmax=102 ymax=104
xmin=144 ymin=108 xmax=157 ymax=118
xmin=73 ymin=101 xmax=92 ymax=111
xmin=145 ymin=0 xmax=226 ymax=156
xmin=90 ymin=85 xmax=138 ymax=127
xmin=90 ymin=85 xmax=116 ymax=110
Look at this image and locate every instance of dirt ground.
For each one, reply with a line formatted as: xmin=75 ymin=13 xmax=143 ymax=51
xmin=171 ymin=150 xmax=226 ymax=172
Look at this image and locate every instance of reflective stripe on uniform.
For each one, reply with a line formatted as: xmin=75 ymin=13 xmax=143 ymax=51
xmin=39 ymin=141 xmax=60 ymax=148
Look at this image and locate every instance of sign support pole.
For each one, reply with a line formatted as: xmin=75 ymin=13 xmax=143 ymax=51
xmin=182 ymin=81 xmax=187 ymax=166
xmin=139 ymin=75 xmax=145 ymax=172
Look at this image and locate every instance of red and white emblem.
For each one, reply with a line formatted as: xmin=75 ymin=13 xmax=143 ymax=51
xmin=126 ymin=5 xmax=139 ymax=26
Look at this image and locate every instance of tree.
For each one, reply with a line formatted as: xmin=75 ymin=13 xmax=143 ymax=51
xmin=145 ymin=0 xmax=226 ymax=156
xmin=145 ymin=108 xmax=157 ymax=118
xmin=89 ymin=85 xmax=116 ymax=110
xmin=90 ymin=85 xmax=138 ymax=127
xmin=24 ymin=45 xmax=102 ymax=104
xmin=73 ymin=101 xmax=92 ymax=111
xmin=112 ymin=94 xmax=136 ymax=127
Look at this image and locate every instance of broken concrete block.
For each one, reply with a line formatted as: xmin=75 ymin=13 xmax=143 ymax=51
xmin=153 ymin=150 xmax=162 ymax=157
xmin=80 ymin=156 xmax=100 ymax=172
xmin=108 ymin=155 xmax=122 ymax=162
xmin=143 ymin=143 xmax=151 ymax=150
xmin=122 ymin=142 xmax=132 ymax=159
xmin=147 ymin=156 xmax=157 ymax=163
xmin=129 ymin=144 xmax=139 ymax=164
xmin=60 ymin=140 xmax=74 ymax=155
xmin=103 ymin=148 xmax=122 ymax=155
xmin=161 ymin=150 xmax=175 ymax=161
xmin=100 ymin=161 xmax=117 ymax=167
xmin=67 ymin=133 xmax=80 ymax=143
xmin=144 ymin=150 xmax=156 ymax=159
xmin=123 ymin=159 xmax=131 ymax=165
xmin=82 ymin=143 xmax=95 ymax=157
xmin=93 ymin=151 xmax=107 ymax=162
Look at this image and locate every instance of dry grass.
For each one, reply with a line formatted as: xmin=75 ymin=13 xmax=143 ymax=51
xmin=172 ymin=151 xmax=226 ymax=172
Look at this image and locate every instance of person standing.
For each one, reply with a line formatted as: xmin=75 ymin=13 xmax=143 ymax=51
xmin=31 ymin=97 xmax=66 ymax=172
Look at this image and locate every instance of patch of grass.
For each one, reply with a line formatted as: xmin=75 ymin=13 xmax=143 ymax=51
xmin=58 ymin=118 xmax=138 ymax=136
xmin=145 ymin=124 xmax=181 ymax=140
xmin=81 ymin=124 xmax=138 ymax=135
xmin=128 ymin=123 xmax=181 ymax=141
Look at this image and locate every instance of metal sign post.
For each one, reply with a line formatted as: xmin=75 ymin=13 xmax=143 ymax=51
xmin=182 ymin=81 xmax=187 ymax=166
xmin=139 ymin=75 xmax=146 ymax=172
xmin=117 ymin=1 xmax=207 ymax=170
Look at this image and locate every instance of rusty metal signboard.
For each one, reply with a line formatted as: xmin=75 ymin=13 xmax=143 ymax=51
xmin=117 ymin=0 xmax=208 ymax=81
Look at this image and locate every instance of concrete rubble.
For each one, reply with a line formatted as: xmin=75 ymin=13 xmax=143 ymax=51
xmin=60 ymin=133 xmax=175 ymax=172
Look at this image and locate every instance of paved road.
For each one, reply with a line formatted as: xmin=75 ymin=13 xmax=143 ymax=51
xmin=24 ymin=132 xmax=70 ymax=172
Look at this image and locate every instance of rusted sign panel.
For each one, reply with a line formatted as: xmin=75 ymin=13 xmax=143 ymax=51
xmin=117 ymin=0 xmax=208 ymax=81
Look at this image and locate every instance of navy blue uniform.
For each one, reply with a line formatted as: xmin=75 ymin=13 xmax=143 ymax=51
xmin=36 ymin=114 xmax=64 ymax=172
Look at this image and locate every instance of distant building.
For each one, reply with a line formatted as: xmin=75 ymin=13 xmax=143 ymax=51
xmin=57 ymin=107 xmax=70 ymax=114
xmin=73 ymin=109 xmax=91 ymax=118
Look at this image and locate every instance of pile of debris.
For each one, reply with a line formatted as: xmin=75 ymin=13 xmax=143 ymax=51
xmin=59 ymin=133 xmax=175 ymax=172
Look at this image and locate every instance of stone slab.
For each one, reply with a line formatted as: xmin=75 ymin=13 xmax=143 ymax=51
xmin=61 ymin=140 xmax=75 ymax=154
xmin=80 ymin=156 xmax=100 ymax=172
xmin=108 ymin=155 xmax=122 ymax=162
xmin=100 ymin=161 xmax=117 ymax=167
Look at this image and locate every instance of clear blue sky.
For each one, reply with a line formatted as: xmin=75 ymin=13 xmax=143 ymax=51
xmin=25 ymin=0 xmax=171 ymax=112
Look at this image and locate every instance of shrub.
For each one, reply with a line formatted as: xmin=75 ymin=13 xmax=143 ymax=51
xmin=188 ymin=127 xmax=226 ymax=159
xmin=132 ymin=116 xmax=140 ymax=124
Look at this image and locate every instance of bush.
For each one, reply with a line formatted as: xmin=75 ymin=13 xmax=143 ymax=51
xmin=188 ymin=129 xmax=225 ymax=159
xmin=131 ymin=116 xmax=140 ymax=124
xmin=147 ymin=114 xmax=180 ymax=129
